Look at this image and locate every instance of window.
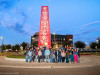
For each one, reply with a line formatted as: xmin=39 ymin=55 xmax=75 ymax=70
xmin=63 ymin=38 xmax=65 ymax=41
xmin=69 ymin=39 xmax=73 ymax=41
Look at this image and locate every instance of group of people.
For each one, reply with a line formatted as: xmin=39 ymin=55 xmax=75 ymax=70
xmin=25 ymin=45 xmax=80 ymax=63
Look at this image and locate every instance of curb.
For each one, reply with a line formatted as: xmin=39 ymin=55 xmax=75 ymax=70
xmin=0 ymin=65 xmax=51 ymax=69
xmin=5 ymin=57 xmax=50 ymax=62
xmin=5 ymin=57 xmax=25 ymax=61
xmin=0 ymin=64 xmax=94 ymax=69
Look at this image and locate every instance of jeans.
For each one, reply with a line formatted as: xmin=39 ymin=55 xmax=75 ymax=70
xmin=45 ymin=55 xmax=49 ymax=63
xmin=77 ymin=56 xmax=80 ymax=63
xmin=32 ymin=56 xmax=35 ymax=62
xmin=26 ymin=55 xmax=28 ymax=62
xmin=62 ymin=57 xmax=65 ymax=62
xmin=58 ymin=56 xmax=61 ymax=62
xmin=35 ymin=55 xmax=38 ymax=62
xmin=38 ymin=56 xmax=41 ymax=62
xmin=29 ymin=56 xmax=32 ymax=62
xmin=50 ymin=57 xmax=52 ymax=63
xmin=55 ymin=56 xmax=57 ymax=62
xmin=42 ymin=55 xmax=45 ymax=62
xmin=52 ymin=58 xmax=55 ymax=63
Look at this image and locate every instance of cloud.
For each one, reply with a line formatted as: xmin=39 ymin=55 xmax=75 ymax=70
xmin=0 ymin=7 xmax=27 ymax=33
xmin=0 ymin=0 xmax=20 ymax=10
xmin=82 ymin=21 xmax=100 ymax=28
xmin=0 ymin=0 xmax=36 ymax=36
xmin=73 ymin=21 xmax=100 ymax=43
xmin=74 ymin=21 xmax=100 ymax=35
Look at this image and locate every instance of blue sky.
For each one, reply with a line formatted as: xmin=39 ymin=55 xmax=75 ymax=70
xmin=0 ymin=0 xmax=100 ymax=46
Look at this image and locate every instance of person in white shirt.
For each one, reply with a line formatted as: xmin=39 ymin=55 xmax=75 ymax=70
xmin=38 ymin=48 xmax=42 ymax=62
xmin=61 ymin=49 xmax=66 ymax=63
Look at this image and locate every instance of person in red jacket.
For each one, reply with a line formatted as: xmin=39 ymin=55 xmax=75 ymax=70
xmin=66 ymin=45 xmax=70 ymax=50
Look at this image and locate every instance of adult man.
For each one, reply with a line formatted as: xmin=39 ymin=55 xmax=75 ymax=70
xmin=28 ymin=48 xmax=32 ymax=62
xmin=45 ymin=47 xmax=50 ymax=63
xmin=32 ymin=48 xmax=35 ymax=62
xmin=41 ymin=47 xmax=45 ymax=62
xmin=50 ymin=49 xmax=53 ymax=63
xmin=25 ymin=45 xmax=29 ymax=62
xmin=65 ymin=46 xmax=67 ymax=52
xmin=58 ymin=48 xmax=62 ymax=62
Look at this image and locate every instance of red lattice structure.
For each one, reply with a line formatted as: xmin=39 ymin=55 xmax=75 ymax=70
xmin=38 ymin=6 xmax=51 ymax=48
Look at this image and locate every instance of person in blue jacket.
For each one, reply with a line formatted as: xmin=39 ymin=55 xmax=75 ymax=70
xmin=28 ymin=48 xmax=32 ymax=62
xmin=45 ymin=47 xmax=50 ymax=63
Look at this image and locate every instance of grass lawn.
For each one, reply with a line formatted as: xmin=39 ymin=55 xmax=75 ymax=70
xmin=80 ymin=52 xmax=100 ymax=55
xmin=6 ymin=55 xmax=26 ymax=59
xmin=1 ymin=52 xmax=100 ymax=59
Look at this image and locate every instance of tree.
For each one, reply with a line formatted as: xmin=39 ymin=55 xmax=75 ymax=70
xmin=12 ymin=46 xmax=16 ymax=51
xmin=15 ymin=44 xmax=20 ymax=50
xmin=90 ymin=42 xmax=97 ymax=49
xmin=6 ymin=44 xmax=11 ymax=49
xmin=51 ymin=42 xmax=55 ymax=48
xmin=96 ymin=38 xmax=100 ymax=49
xmin=62 ymin=41 xmax=68 ymax=47
xmin=74 ymin=41 xmax=86 ymax=48
xmin=1 ymin=45 xmax=6 ymax=53
xmin=32 ymin=41 xmax=38 ymax=47
xmin=97 ymin=43 xmax=100 ymax=49
xmin=21 ymin=42 xmax=28 ymax=50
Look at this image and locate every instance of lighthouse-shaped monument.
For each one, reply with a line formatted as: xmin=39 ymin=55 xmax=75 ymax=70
xmin=38 ymin=6 xmax=51 ymax=48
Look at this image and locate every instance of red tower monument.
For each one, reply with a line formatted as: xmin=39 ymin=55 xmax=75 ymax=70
xmin=38 ymin=6 xmax=51 ymax=48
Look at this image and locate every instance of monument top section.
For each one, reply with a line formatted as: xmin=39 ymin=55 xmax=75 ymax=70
xmin=38 ymin=6 xmax=51 ymax=48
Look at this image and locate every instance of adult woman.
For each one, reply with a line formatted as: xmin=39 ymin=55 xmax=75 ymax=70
xmin=38 ymin=48 xmax=42 ymax=62
xmin=66 ymin=50 xmax=69 ymax=63
xmin=61 ymin=49 xmax=66 ymax=63
xmin=74 ymin=49 xmax=78 ymax=63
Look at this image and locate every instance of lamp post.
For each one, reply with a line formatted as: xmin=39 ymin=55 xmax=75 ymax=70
xmin=53 ymin=33 xmax=55 ymax=42
xmin=0 ymin=36 xmax=4 ymax=53
xmin=96 ymin=39 xmax=99 ymax=43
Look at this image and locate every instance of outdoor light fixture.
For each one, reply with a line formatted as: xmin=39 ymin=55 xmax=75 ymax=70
xmin=53 ymin=33 xmax=55 ymax=35
xmin=44 ymin=42 xmax=48 ymax=46
xmin=0 ymin=36 xmax=3 ymax=39
xmin=96 ymin=39 xmax=98 ymax=43
xmin=32 ymin=37 xmax=35 ymax=40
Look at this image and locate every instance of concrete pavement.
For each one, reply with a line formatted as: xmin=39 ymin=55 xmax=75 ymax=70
xmin=0 ymin=56 xmax=100 ymax=68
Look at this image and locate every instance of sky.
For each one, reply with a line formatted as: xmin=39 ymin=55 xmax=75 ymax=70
xmin=0 ymin=0 xmax=100 ymax=46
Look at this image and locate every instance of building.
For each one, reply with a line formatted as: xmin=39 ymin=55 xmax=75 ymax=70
xmin=31 ymin=32 xmax=73 ymax=48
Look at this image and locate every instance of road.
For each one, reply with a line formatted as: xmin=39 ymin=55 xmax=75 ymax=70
xmin=0 ymin=55 xmax=100 ymax=75
xmin=0 ymin=66 xmax=100 ymax=75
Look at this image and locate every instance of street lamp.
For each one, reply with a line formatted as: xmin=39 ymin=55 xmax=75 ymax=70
xmin=0 ymin=36 xmax=4 ymax=53
xmin=53 ymin=33 xmax=55 ymax=42
xmin=32 ymin=37 xmax=35 ymax=40
xmin=0 ymin=36 xmax=4 ymax=45
xmin=96 ymin=39 xmax=99 ymax=43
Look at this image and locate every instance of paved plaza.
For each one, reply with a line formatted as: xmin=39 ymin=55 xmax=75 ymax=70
xmin=0 ymin=56 xmax=100 ymax=75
